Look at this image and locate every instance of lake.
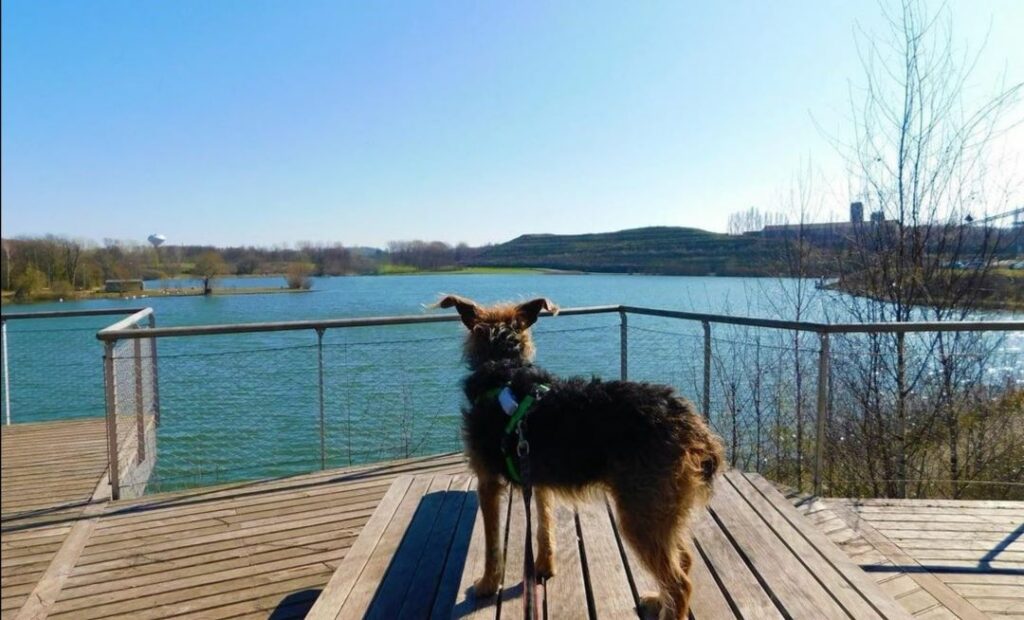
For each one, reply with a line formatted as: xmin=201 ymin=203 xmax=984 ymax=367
xmin=3 ymin=273 xmax=1021 ymax=492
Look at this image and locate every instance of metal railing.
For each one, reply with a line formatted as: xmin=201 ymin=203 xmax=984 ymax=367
xmin=100 ymin=308 xmax=160 ymax=499
xmin=0 ymin=308 xmax=148 ymax=425
xmin=94 ymin=305 xmax=1023 ymax=500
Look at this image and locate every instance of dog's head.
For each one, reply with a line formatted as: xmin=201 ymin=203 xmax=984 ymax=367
xmin=435 ymin=295 xmax=558 ymax=368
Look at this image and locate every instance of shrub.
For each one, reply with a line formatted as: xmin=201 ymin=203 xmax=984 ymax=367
xmin=13 ymin=267 xmax=46 ymax=300
xmin=285 ymin=263 xmax=313 ymax=290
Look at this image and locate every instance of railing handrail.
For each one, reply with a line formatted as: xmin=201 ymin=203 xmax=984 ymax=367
xmin=2 ymin=307 xmax=149 ymax=321
xmin=97 ymin=308 xmax=155 ymax=335
xmin=95 ymin=305 xmax=622 ymax=340
xmin=94 ymin=304 xmax=1024 ymax=340
xmin=621 ymin=305 xmax=1024 ymax=334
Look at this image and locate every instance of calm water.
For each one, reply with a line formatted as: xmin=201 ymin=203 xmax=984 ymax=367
xmin=3 ymin=274 xmax=1021 ymax=492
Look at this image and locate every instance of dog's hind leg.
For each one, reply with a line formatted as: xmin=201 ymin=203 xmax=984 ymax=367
xmin=474 ymin=473 xmax=505 ymax=598
xmin=613 ymin=487 xmax=692 ymax=620
xmin=535 ymin=486 xmax=557 ymax=578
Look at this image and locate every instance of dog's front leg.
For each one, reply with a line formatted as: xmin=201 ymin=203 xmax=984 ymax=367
xmin=535 ymin=486 xmax=557 ymax=578
xmin=474 ymin=474 xmax=504 ymax=597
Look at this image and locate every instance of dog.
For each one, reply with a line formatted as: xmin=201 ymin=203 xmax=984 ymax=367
xmin=437 ymin=295 xmax=725 ymax=620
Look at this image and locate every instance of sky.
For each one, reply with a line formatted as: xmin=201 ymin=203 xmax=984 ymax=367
xmin=2 ymin=1 xmax=1022 ymax=248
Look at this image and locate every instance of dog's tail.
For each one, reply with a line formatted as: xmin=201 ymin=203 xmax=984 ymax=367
xmin=678 ymin=398 xmax=725 ymax=504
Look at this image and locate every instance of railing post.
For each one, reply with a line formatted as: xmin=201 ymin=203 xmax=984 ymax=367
xmin=2 ymin=320 xmax=10 ymax=426
xmin=134 ymin=337 xmax=145 ymax=463
xmin=148 ymin=313 xmax=161 ymax=426
xmin=317 ymin=328 xmax=326 ymax=470
xmin=813 ymin=331 xmax=830 ymax=496
xmin=104 ymin=340 xmax=121 ymax=500
xmin=619 ymin=310 xmax=628 ymax=381
xmin=702 ymin=321 xmax=712 ymax=419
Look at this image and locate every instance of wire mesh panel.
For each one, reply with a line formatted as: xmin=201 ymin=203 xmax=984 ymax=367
xmin=318 ymin=316 xmax=623 ymax=470
xmin=104 ymin=316 xmax=160 ymax=499
xmin=0 ymin=315 xmax=116 ymax=423
xmin=823 ymin=329 xmax=1024 ymax=499
xmin=146 ymin=332 xmax=318 ymax=493
xmin=82 ymin=305 xmax=1018 ymax=501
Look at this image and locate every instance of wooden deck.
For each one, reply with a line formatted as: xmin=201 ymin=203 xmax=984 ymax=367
xmin=1 ymin=418 xmax=111 ymax=619
xmin=1 ymin=426 xmax=1019 ymax=620
xmin=308 ymin=471 xmax=913 ymax=619
xmin=794 ymin=496 xmax=1024 ymax=620
xmin=1 ymin=449 xmax=466 ymax=620
xmin=1 ymin=418 xmax=110 ymax=523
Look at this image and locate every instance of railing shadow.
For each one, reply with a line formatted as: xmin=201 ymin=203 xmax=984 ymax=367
xmin=862 ymin=521 xmax=1024 ymax=577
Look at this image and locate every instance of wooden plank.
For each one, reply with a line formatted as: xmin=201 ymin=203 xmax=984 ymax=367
xmin=829 ymin=501 xmax=990 ymax=620
xmin=690 ymin=512 xmax=782 ymax=619
xmin=832 ymin=498 xmax=1024 ymax=510
xmin=710 ymin=476 xmax=850 ymax=618
xmin=340 ymin=474 xmax=447 ymax=619
xmin=451 ymin=486 xmax=509 ymax=619
xmin=60 ymin=529 xmax=359 ymax=600
xmin=499 ymin=487 xmax=530 ymax=620
xmin=430 ymin=479 xmax=482 ymax=618
xmin=542 ymin=504 xmax=589 ymax=620
xmin=68 ymin=510 xmax=373 ymax=582
xmin=363 ymin=475 xmax=453 ymax=618
xmin=575 ymin=498 xmax=636 ymax=618
xmin=605 ymin=496 xmax=737 ymax=620
xmin=12 ymin=506 xmax=103 ymax=620
xmin=740 ymin=473 xmax=913 ymax=619
xmin=396 ymin=476 xmax=474 ymax=618
xmin=0 ymin=418 xmax=108 ymax=525
xmin=305 ymin=475 xmax=415 ymax=620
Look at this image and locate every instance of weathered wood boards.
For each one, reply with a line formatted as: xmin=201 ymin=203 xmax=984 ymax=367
xmin=310 ymin=471 xmax=914 ymax=619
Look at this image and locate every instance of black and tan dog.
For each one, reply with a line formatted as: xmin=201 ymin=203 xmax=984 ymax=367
xmin=438 ymin=295 xmax=724 ymax=620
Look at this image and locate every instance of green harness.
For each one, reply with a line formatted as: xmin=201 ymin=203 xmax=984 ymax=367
xmin=477 ymin=384 xmax=550 ymax=483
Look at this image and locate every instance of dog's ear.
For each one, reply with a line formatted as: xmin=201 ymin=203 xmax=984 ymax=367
xmin=514 ymin=298 xmax=558 ymax=329
xmin=435 ymin=295 xmax=481 ymax=329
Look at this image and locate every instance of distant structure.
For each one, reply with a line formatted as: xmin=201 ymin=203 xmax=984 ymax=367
xmin=760 ymin=202 xmax=880 ymax=244
xmin=105 ymin=279 xmax=144 ymax=293
xmin=850 ymin=202 xmax=864 ymax=224
xmin=148 ymin=234 xmax=166 ymax=264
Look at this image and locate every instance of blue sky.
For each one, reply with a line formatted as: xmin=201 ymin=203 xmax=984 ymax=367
xmin=2 ymin=1 xmax=1021 ymax=248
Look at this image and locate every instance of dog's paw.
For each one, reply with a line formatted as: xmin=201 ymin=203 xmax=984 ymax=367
xmin=638 ymin=594 xmax=662 ymax=619
xmin=473 ymin=575 xmax=500 ymax=598
xmin=536 ymin=552 xmax=557 ymax=579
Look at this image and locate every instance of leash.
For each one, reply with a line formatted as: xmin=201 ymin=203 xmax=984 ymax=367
xmin=488 ymin=383 xmax=549 ymax=620
xmin=518 ymin=431 xmax=540 ymax=619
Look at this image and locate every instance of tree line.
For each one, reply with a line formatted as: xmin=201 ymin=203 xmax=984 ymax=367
xmin=0 ymin=237 xmax=491 ymax=299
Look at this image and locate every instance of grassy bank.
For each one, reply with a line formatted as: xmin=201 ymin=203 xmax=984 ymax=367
xmin=830 ymin=268 xmax=1024 ymax=312
xmin=374 ymin=265 xmax=546 ymax=275
xmin=1 ymin=286 xmax=310 ymax=305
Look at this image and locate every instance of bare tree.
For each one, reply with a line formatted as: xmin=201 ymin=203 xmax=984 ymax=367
xmin=832 ymin=0 xmax=1022 ymax=497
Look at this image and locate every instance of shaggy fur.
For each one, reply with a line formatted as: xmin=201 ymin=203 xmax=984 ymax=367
xmin=437 ymin=295 xmax=725 ymax=620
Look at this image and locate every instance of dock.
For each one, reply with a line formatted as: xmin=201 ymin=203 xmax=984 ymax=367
xmin=1 ymin=419 xmax=1021 ymax=619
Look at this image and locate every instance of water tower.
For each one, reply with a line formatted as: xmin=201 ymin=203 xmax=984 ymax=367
xmin=148 ymin=234 xmax=166 ymax=264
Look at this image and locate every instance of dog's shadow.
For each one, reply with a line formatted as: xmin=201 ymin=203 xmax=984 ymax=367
xmin=361 ymin=490 xmax=481 ymax=618
xmin=451 ymin=582 xmax=523 ymax=618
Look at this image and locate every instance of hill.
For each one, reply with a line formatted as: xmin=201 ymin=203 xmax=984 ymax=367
xmin=467 ymin=226 xmax=786 ymax=276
